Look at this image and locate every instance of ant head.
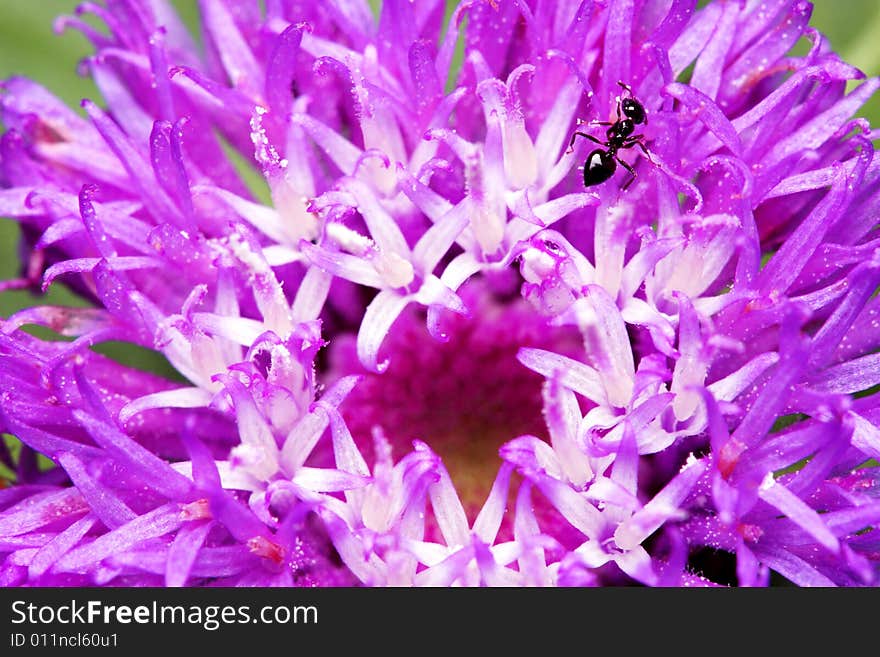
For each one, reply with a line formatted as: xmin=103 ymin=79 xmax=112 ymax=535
xmin=621 ymin=97 xmax=646 ymax=125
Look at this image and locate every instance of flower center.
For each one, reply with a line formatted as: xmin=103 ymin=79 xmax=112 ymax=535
xmin=331 ymin=278 xmax=584 ymax=514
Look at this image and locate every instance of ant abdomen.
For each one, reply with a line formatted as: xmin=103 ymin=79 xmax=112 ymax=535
xmin=584 ymin=150 xmax=617 ymax=186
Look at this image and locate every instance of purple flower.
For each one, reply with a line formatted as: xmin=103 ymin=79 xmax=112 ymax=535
xmin=2 ymin=0 xmax=880 ymax=587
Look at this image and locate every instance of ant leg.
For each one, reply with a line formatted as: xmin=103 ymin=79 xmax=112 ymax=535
xmin=630 ymin=139 xmax=655 ymax=164
xmin=620 ymin=136 xmax=656 ymax=163
xmin=617 ymin=81 xmax=634 ymax=96
xmin=617 ymin=157 xmax=637 ymax=191
xmin=577 ymin=118 xmax=613 ymax=126
xmin=566 ymin=131 xmax=605 ymax=154
xmin=617 ymin=80 xmax=633 ymax=121
xmin=579 ymin=117 xmax=614 ymax=130
xmin=577 ymin=115 xmax=617 ymax=129
xmin=634 ymin=140 xmax=654 ymax=162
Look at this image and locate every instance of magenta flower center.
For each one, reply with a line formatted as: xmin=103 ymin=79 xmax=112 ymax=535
xmin=334 ymin=280 xmax=582 ymax=511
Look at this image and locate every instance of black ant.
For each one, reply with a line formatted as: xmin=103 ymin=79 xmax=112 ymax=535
xmin=567 ymin=82 xmax=652 ymax=190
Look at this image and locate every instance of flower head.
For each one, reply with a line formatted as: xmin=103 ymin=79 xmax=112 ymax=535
xmin=2 ymin=0 xmax=880 ymax=587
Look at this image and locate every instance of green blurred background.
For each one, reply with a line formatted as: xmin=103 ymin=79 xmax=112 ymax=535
xmin=0 ymin=0 xmax=878 ymax=323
